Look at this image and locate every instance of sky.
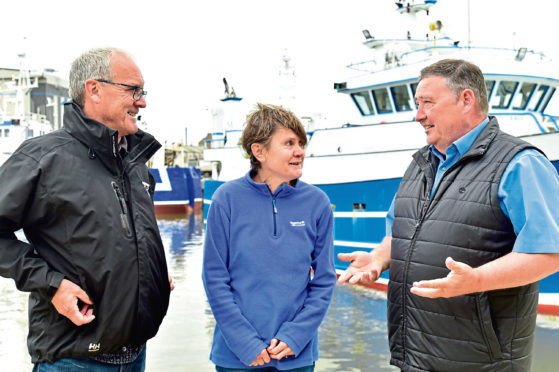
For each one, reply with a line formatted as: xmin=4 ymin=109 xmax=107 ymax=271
xmin=2 ymin=0 xmax=556 ymax=145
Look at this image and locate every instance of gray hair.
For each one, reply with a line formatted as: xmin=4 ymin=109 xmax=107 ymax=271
xmin=69 ymin=47 xmax=130 ymax=107
xmin=419 ymin=59 xmax=489 ymax=114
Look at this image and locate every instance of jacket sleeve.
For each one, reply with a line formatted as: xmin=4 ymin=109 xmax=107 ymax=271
xmin=0 ymin=152 xmax=64 ymax=297
xmin=274 ymin=198 xmax=336 ymax=355
xmin=202 ymin=199 xmax=268 ymax=365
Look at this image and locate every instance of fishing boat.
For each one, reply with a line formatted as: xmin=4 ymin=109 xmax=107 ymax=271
xmin=146 ymin=134 xmax=203 ymax=215
xmin=149 ymin=166 xmax=203 ymax=215
xmin=202 ymin=0 xmax=559 ymax=315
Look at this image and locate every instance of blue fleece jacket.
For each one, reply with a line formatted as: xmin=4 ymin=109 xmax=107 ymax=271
xmin=202 ymin=171 xmax=336 ymax=370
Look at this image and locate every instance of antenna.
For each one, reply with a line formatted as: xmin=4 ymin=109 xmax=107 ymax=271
xmin=467 ymin=0 xmax=471 ymax=47
xmin=222 ymin=77 xmax=230 ymax=97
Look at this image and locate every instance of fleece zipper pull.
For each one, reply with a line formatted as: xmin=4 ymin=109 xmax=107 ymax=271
xmin=272 ymin=199 xmax=278 ymax=236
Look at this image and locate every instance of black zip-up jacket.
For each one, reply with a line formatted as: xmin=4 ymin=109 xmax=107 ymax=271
xmin=0 ymin=102 xmax=170 ymax=363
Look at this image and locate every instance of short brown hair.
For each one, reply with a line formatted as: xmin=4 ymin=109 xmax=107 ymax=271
xmin=242 ymin=103 xmax=307 ymax=171
xmin=420 ymin=59 xmax=488 ymax=113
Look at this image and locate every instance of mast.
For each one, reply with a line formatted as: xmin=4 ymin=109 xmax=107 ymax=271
xmin=14 ymin=40 xmax=38 ymax=122
xmin=467 ymin=0 xmax=471 ymax=47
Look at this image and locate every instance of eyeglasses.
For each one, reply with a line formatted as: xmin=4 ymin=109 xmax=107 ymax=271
xmin=96 ymin=79 xmax=147 ymax=101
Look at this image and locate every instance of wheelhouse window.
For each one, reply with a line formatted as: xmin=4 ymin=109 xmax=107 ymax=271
xmin=390 ymin=85 xmax=413 ymax=112
xmin=485 ymin=80 xmax=495 ymax=100
xmin=540 ymin=87 xmax=556 ymax=113
xmin=351 ymin=91 xmax=374 ymax=116
xmin=410 ymin=82 xmax=419 ymax=108
xmin=512 ymin=82 xmax=536 ymax=110
xmin=4 ymin=129 xmax=9 ymax=137
xmin=490 ymin=81 xmax=518 ymax=108
xmin=372 ymin=88 xmax=393 ymax=113
xmin=528 ymin=84 xmax=549 ymax=111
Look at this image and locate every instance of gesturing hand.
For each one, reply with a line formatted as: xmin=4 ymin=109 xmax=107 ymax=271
xmin=169 ymin=275 xmax=175 ymax=291
xmin=337 ymin=251 xmax=383 ymax=285
xmin=267 ymin=338 xmax=295 ymax=360
xmin=51 ymin=279 xmax=95 ymax=326
xmin=249 ymin=348 xmax=271 ymax=367
xmin=411 ymin=257 xmax=480 ymax=298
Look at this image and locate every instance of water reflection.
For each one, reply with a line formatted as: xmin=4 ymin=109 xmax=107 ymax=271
xmin=318 ymin=286 xmax=397 ymax=371
xmin=147 ymin=212 xmax=215 ymax=371
xmin=1 ymin=213 xmax=558 ymax=371
xmin=0 ymin=282 xmax=29 ymax=370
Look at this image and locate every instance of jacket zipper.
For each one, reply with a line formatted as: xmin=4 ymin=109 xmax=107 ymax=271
xmin=401 ymin=178 xmax=432 ymax=363
xmin=111 ymin=181 xmax=132 ymax=237
xmin=272 ymin=198 xmax=278 ymax=237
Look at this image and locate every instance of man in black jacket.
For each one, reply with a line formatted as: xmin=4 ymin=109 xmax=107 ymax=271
xmin=338 ymin=59 xmax=559 ymax=371
xmin=0 ymin=47 xmax=171 ymax=370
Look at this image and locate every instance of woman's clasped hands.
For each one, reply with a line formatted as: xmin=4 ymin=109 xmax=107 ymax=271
xmin=249 ymin=338 xmax=295 ymax=366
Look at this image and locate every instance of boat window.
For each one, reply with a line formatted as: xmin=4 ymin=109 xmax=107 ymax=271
xmin=4 ymin=129 xmax=9 ymax=137
xmin=490 ymin=81 xmax=518 ymax=108
xmin=353 ymin=203 xmax=366 ymax=211
xmin=528 ymin=84 xmax=549 ymax=111
xmin=512 ymin=82 xmax=536 ymax=110
xmin=390 ymin=85 xmax=413 ymax=112
xmin=410 ymin=83 xmax=418 ymax=108
xmin=351 ymin=91 xmax=374 ymax=116
xmin=372 ymin=88 xmax=393 ymax=113
xmin=485 ymin=80 xmax=495 ymax=100
xmin=540 ymin=87 xmax=556 ymax=113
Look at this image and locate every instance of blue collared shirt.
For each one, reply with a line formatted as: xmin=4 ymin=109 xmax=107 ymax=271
xmin=386 ymin=118 xmax=559 ymax=254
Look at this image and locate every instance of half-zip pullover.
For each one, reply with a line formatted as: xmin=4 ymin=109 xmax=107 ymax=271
xmin=203 ymin=170 xmax=336 ymax=370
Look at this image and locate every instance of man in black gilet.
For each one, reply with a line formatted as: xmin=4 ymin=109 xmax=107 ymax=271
xmin=338 ymin=59 xmax=559 ymax=371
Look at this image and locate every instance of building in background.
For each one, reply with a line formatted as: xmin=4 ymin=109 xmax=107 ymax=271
xmin=0 ymin=61 xmax=68 ymax=166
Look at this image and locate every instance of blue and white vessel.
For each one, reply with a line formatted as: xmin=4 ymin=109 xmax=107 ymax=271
xmin=149 ymin=166 xmax=202 ymax=215
xmin=202 ymin=0 xmax=559 ymax=315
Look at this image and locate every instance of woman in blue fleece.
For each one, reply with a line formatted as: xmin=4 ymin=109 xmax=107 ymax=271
xmin=203 ymin=103 xmax=336 ymax=371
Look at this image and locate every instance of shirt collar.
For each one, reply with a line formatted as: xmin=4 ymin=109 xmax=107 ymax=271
xmin=119 ymin=136 xmax=128 ymax=152
xmin=430 ymin=117 xmax=490 ymax=160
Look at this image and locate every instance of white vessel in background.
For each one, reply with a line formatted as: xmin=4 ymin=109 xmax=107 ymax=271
xmin=0 ymin=53 xmax=68 ymax=166
xmin=202 ymin=0 xmax=559 ymax=315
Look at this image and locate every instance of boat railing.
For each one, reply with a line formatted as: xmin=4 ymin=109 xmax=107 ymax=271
xmin=490 ymin=111 xmax=559 ymax=135
xmin=24 ymin=112 xmax=49 ymax=125
xmin=348 ymin=45 xmax=551 ymax=74
xmin=542 ymin=113 xmax=559 ymax=131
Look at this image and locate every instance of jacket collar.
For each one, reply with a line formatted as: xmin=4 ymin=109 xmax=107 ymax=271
xmin=416 ymin=116 xmax=499 ymax=164
xmin=62 ymin=102 xmax=161 ymax=170
xmin=461 ymin=116 xmax=499 ymax=159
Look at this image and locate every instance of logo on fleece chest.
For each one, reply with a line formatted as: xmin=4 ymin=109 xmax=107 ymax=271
xmin=289 ymin=220 xmax=306 ymax=227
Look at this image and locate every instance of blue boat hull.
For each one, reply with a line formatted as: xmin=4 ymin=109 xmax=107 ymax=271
xmin=149 ymin=167 xmax=202 ymax=214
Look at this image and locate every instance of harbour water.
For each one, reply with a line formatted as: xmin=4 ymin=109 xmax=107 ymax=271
xmin=1 ymin=212 xmax=559 ymax=371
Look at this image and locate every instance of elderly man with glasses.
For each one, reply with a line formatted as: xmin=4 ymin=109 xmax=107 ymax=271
xmin=0 ymin=47 xmax=171 ymax=371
